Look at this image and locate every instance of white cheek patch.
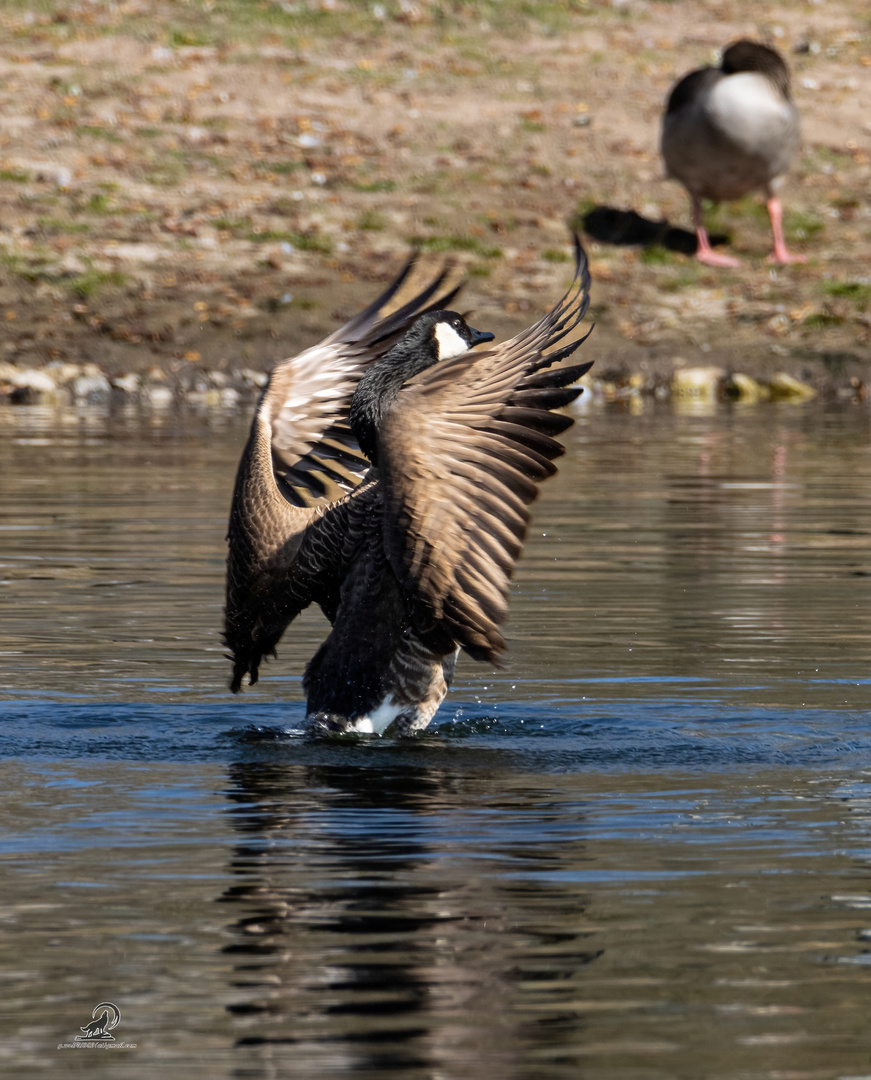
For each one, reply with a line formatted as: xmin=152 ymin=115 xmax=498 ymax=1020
xmin=434 ymin=321 xmax=469 ymax=360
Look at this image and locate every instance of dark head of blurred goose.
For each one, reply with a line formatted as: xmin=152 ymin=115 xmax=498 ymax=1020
xmin=661 ymin=39 xmax=805 ymax=267
xmin=224 ymin=241 xmax=593 ymax=735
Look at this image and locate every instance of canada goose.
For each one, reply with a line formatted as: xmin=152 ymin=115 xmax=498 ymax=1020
xmin=225 ymin=242 xmax=593 ymax=734
xmin=661 ymin=40 xmax=804 ymax=267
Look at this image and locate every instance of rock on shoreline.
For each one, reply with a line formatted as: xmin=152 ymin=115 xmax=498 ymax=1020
xmin=0 ymin=359 xmax=267 ymax=408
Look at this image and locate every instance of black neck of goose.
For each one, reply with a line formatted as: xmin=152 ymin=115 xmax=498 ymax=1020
xmin=349 ymin=342 xmax=436 ymax=467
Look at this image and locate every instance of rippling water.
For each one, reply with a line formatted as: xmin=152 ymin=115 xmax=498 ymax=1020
xmin=1 ymin=399 xmax=870 ymax=1078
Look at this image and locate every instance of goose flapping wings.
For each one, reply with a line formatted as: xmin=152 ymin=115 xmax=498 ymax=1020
xmin=225 ymin=241 xmax=593 ymax=700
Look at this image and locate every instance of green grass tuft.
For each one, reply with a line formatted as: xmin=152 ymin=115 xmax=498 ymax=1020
xmin=820 ymin=280 xmax=871 ymax=308
xmin=639 ymin=245 xmax=675 ymax=266
xmin=72 ymin=269 xmax=127 ymax=299
xmin=36 ymin=217 xmax=90 ymax=234
xmin=411 ymin=234 xmax=502 ymax=258
xmin=785 ymin=209 xmax=824 ymax=242
xmin=356 ymin=210 xmax=386 ymax=231
xmin=75 ymin=125 xmax=124 ymax=144
xmin=247 ymin=229 xmax=333 ymax=253
xmin=352 ymin=179 xmax=397 ymax=193
xmin=804 ymin=312 xmax=844 ymax=329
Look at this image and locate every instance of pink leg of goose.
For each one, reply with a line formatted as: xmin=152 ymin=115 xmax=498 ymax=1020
xmin=765 ymin=196 xmax=807 ymax=265
xmin=692 ymin=197 xmax=739 ymax=268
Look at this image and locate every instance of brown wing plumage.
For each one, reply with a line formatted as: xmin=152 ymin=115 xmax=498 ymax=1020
xmin=225 ymin=258 xmax=462 ymax=691
xmin=378 ymin=240 xmax=593 ymax=664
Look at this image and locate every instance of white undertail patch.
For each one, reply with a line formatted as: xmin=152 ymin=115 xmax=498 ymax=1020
xmin=349 ymin=695 xmax=404 ymax=736
xmin=434 ymin=321 xmax=469 ymax=361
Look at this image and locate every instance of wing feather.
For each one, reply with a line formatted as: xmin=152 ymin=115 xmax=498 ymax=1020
xmin=378 ymin=240 xmax=594 ymax=663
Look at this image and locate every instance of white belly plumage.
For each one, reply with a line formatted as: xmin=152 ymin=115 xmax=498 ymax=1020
xmin=346 ymin=695 xmax=406 ymax=735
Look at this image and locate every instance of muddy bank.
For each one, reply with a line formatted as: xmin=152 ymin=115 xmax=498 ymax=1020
xmin=0 ymin=0 xmax=869 ymax=408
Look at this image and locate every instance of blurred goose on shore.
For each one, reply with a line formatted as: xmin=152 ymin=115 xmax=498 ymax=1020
xmin=661 ymin=39 xmax=805 ymax=267
xmin=225 ymin=242 xmax=593 ymax=735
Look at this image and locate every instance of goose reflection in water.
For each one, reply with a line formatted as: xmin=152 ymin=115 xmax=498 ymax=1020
xmin=218 ymin=760 xmax=602 ymax=1073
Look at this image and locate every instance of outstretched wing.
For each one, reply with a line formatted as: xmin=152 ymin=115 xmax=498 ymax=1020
xmin=378 ymin=240 xmax=593 ymax=664
xmin=225 ymin=257 xmax=462 ymax=691
xmin=260 ymin=258 xmax=462 ymax=508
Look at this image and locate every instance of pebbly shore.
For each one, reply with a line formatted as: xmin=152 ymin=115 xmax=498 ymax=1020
xmin=3 ymin=353 xmax=864 ymax=413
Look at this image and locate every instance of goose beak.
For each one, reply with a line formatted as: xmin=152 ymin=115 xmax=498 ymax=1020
xmin=467 ymin=327 xmax=495 ymax=348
